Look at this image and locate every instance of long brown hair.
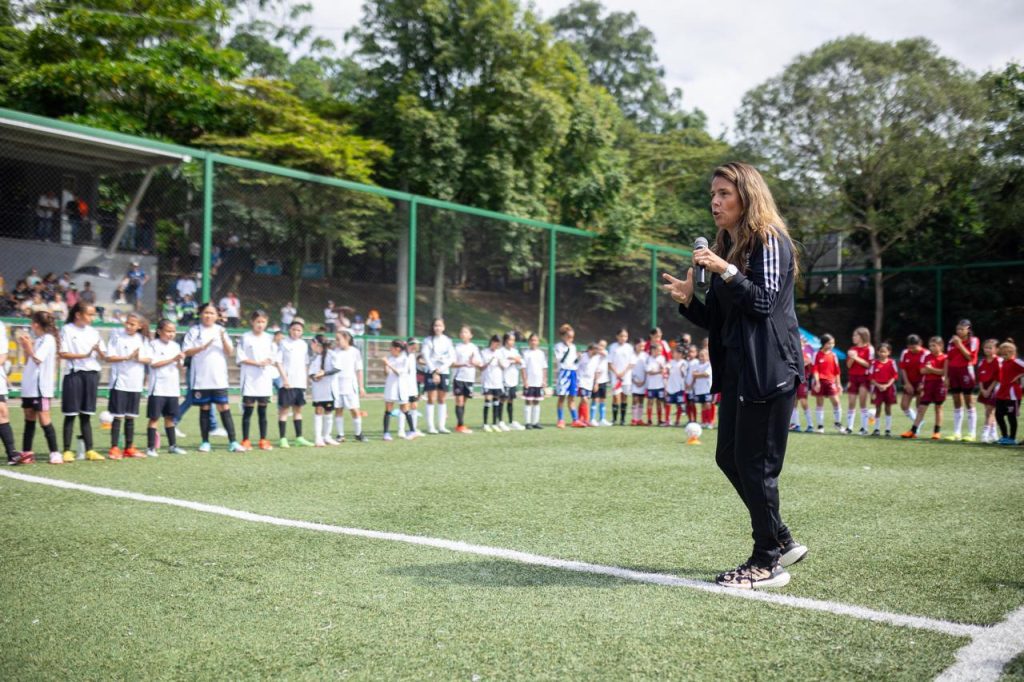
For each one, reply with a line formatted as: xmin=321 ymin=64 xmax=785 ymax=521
xmin=711 ymin=162 xmax=799 ymax=277
xmin=30 ymin=310 xmax=59 ymax=352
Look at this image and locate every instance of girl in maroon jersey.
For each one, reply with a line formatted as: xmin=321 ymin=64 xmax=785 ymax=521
xmin=869 ymin=343 xmax=898 ymax=436
xmin=903 ymin=336 xmax=947 ymax=439
xmin=946 ymin=319 xmax=980 ymax=441
xmin=844 ymin=327 xmax=874 ymax=435
xmin=976 ymin=339 xmax=1001 ymax=443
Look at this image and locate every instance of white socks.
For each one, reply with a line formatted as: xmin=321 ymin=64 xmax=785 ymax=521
xmin=804 ymin=407 xmax=813 ymax=428
xmin=885 ymin=414 xmax=892 ymax=431
xmin=967 ymin=408 xmax=977 ymax=438
xmin=833 ymin=407 xmax=842 ymax=425
xmin=426 ymin=404 xmax=436 ymax=431
xmin=861 ymin=408 xmax=870 ymax=431
xmin=791 ymin=408 xmax=800 ymax=427
xmin=313 ymin=414 xmax=323 ymax=440
xmin=353 ymin=416 xmax=362 ymax=436
xmin=904 ymin=407 xmax=917 ymax=422
xmin=816 ymin=408 xmax=825 ymax=428
xmin=438 ymin=404 xmax=447 ymax=430
xmin=334 ymin=415 xmax=345 ymax=438
xmin=322 ymin=415 xmax=332 ymax=440
xmin=953 ymin=408 xmax=963 ymax=437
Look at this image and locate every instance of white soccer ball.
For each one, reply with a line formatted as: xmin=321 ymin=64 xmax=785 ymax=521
xmin=99 ymin=410 xmax=114 ymax=425
xmin=685 ymin=422 xmax=702 ymax=440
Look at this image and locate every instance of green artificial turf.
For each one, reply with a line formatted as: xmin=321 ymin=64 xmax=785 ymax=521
xmin=1 ymin=400 xmax=1022 ymax=678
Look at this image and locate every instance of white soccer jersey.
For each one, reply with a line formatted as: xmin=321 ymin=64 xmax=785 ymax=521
xmin=553 ymin=341 xmax=578 ymax=371
xmin=21 ymin=333 xmax=56 ymax=398
xmin=400 ymin=351 xmax=419 ymax=399
xmin=308 ymin=353 xmax=335 ymax=403
xmin=608 ymin=342 xmax=636 ymax=380
xmin=631 ymin=351 xmax=649 ymax=394
xmin=148 ymin=338 xmax=182 ymax=397
xmin=686 ymin=358 xmax=700 ymax=392
xmin=666 ymin=358 xmax=687 ymax=394
xmin=328 ymin=346 xmax=362 ymax=396
xmin=691 ymin=361 xmax=713 ymax=395
xmin=59 ymin=323 xmax=105 ymax=373
xmin=237 ymin=331 xmax=276 ymax=398
xmin=182 ymin=323 xmax=231 ymax=390
xmin=480 ymin=348 xmax=504 ymax=390
xmin=108 ymin=329 xmax=149 ymax=393
xmin=577 ymin=353 xmax=600 ymax=391
xmin=421 ymin=334 xmax=455 ymax=374
xmin=383 ymin=353 xmax=408 ymax=403
xmin=645 ymin=354 xmax=666 ymax=390
xmin=502 ymin=346 xmax=522 ymax=388
xmin=522 ymin=348 xmax=546 ymax=388
xmin=277 ymin=336 xmax=310 ymax=390
xmin=453 ymin=342 xmax=482 ymax=383
xmin=594 ymin=352 xmax=609 ymax=385
xmin=0 ymin=321 xmax=8 ymax=395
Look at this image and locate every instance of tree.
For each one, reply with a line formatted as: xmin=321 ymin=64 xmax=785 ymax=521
xmin=737 ymin=36 xmax=987 ymax=341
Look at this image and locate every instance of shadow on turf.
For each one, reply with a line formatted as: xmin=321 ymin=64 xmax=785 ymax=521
xmin=389 ymin=560 xmax=709 ymax=588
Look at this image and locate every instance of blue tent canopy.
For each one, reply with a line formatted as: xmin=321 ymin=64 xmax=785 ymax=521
xmin=799 ymin=327 xmax=847 ymax=360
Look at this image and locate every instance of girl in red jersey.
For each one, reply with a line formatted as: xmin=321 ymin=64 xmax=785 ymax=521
xmin=845 ymin=326 xmax=875 ymax=435
xmin=993 ymin=340 xmax=1024 ymax=445
xmin=811 ymin=333 xmax=843 ymax=433
xmin=903 ymin=336 xmax=947 ymax=440
xmin=976 ymin=339 xmax=1001 ymax=443
xmin=869 ymin=342 xmax=898 ymax=437
xmin=790 ymin=348 xmax=815 ymax=432
xmin=946 ymin=319 xmax=981 ymax=441
xmin=899 ymin=334 xmax=928 ymax=425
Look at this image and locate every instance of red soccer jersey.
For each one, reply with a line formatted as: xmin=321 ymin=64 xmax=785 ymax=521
xmin=814 ymin=349 xmax=840 ymax=382
xmin=803 ymin=351 xmax=814 ymax=381
xmin=995 ymin=357 xmax=1024 ymax=401
xmin=977 ymin=357 xmax=1001 ymax=386
xmin=870 ymin=358 xmax=898 ymax=386
xmin=947 ymin=336 xmax=980 ymax=368
xmin=899 ymin=348 xmax=928 ymax=384
xmin=847 ymin=345 xmax=874 ymax=376
xmin=922 ymin=352 xmax=947 ymax=384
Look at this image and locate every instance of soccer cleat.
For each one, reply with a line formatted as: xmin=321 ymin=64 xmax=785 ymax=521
xmin=884 ymin=430 xmax=892 ymax=437
xmin=858 ymin=428 xmax=868 ymax=436
xmin=533 ymin=423 xmax=543 ymax=430
xmin=145 ymin=449 xmax=159 ymax=458
xmin=210 ymin=427 xmax=229 ymax=438
xmin=570 ymin=420 xmax=587 ymax=428
xmin=931 ymin=432 xmax=942 ymax=440
xmin=556 ymin=420 xmax=566 ymax=429
xmin=314 ymin=439 xmax=326 ymax=447
xmin=438 ymin=427 xmax=452 ymax=434
xmin=197 ymin=442 xmax=212 ymax=453
xmin=428 ymin=428 xmax=440 ymax=435
xmin=779 ymin=540 xmax=808 ymax=568
xmin=402 ymin=432 xmax=417 ymax=441
xmin=944 ymin=434 xmax=961 ymax=442
xmin=834 ymin=423 xmax=845 ymax=433
xmin=962 ymin=435 xmax=976 ymax=443
xmin=168 ymin=446 xmax=188 ymax=455
xmin=228 ymin=441 xmax=246 ymax=453
xmin=62 ymin=450 xmax=75 ymax=463
xmin=512 ymin=421 xmax=527 ymax=430
xmin=789 ymin=424 xmax=800 ymax=432
xmin=354 ymin=434 xmax=369 ymax=443
xmin=124 ymin=447 xmax=144 ymax=458
xmin=482 ymin=424 xmax=494 ymax=433
xmin=997 ymin=437 xmax=1015 ymax=446
xmin=258 ymin=439 xmax=273 ymax=451
xmin=871 ymin=429 xmax=880 ymax=436
xmin=455 ymin=425 xmax=473 ymax=434
xmin=715 ymin=560 xmax=791 ymax=590
xmin=599 ymin=420 xmax=612 ymax=427
xmin=498 ymin=422 xmax=512 ymax=432
xmin=804 ymin=425 xmax=815 ymax=433
xmin=108 ymin=447 xmax=123 ymax=460
xmin=14 ymin=451 xmax=35 ymax=465
xmin=175 ymin=428 xmax=187 ymax=439
xmin=85 ymin=450 xmax=105 ymax=461
xmin=323 ymin=437 xmax=339 ymax=446
xmin=294 ymin=437 xmax=314 ymax=447
xmin=49 ymin=452 xmax=63 ymax=465
xmin=240 ymin=439 xmax=253 ymax=451
xmin=815 ymin=426 xmax=825 ymax=434
xmin=901 ymin=430 xmax=917 ymax=439
xmin=382 ymin=433 xmax=393 ymax=442
xmin=278 ymin=437 xmax=290 ymax=449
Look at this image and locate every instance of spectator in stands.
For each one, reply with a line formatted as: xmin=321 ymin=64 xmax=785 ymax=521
xmin=42 ymin=272 xmax=58 ymax=297
xmin=78 ymin=281 xmax=96 ymax=306
xmin=25 ymin=268 xmax=41 ymax=287
xmin=280 ymin=301 xmax=297 ymax=328
xmin=366 ymin=309 xmax=382 ymax=335
xmin=161 ymin=295 xmax=181 ymax=323
xmin=188 ymin=241 xmax=201 ymax=272
xmin=125 ymin=261 xmax=149 ymax=311
xmin=175 ymin=273 xmax=198 ymax=302
xmin=49 ymin=291 xmax=68 ymax=320
xmin=352 ymin=315 xmax=366 ymax=336
xmin=36 ymin=191 xmax=59 ymax=241
xmin=65 ymin=194 xmax=88 ymax=244
xmin=180 ymin=294 xmax=197 ymax=325
xmin=337 ymin=307 xmax=352 ymax=332
xmin=65 ymin=283 xmax=78 ymax=309
xmin=11 ymin=280 xmax=30 ymax=307
xmin=23 ymin=292 xmax=49 ymax=316
xmin=324 ymin=301 xmax=338 ymax=333
xmin=219 ymin=291 xmax=241 ymax=328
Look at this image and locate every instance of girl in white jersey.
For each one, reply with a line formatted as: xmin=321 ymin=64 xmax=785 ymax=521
xmin=480 ymin=335 xmax=505 ymax=432
xmin=666 ymin=344 xmax=688 ymax=426
xmin=451 ymin=326 xmax=483 ymax=434
xmin=553 ymin=323 xmax=579 ymax=428
xmin=422 ymin=318 xmax=455 ymax=434
xmin=276 ymin=319 xmax=313 ymax=448
xmin=501 ymin=332 xmax=525 ymax=430
xmin=146 ymin=319 xmax=187 ymax=456
xmin=330 ymin=330 xmax=367 ymax=442
xmin=399 ymin=338 xmax=422 ymax=437
xmin=630 ymin=338 xmax=649 ymax=425
xmin=592 ymin=339 xmax=610 ymax=426
xmin=607 ymin=328 xmax=635 ymax=426
xmin=520 ymin=333 xmax=548 ymax=429
xmin=382 ymin=339 xmax=419 ymax=441
xmin=236 ymin=310 xmax=282 ymax=451
xmin=0 ymin=320 xmax=16 ymax=463
xmin=575 ymin=344 xmax=601 ymax=428
xmin=58 ymin=302 xmax=106 ymax=461
xmin=182 ymin=301 xmax=241 ymax=453
xmin=308 ymin=335 xmax=337 ymax=446
xmin=685 ymin=344 xmax=700 ymax=424
xmin=15 ymin=311 xmax=61 ymax=464
xmin=105 ymin=312 xmax=151 ymax=458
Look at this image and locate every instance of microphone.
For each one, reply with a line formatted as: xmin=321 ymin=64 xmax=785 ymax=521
xmin=693 ymin=236 xmax=709 ymax=289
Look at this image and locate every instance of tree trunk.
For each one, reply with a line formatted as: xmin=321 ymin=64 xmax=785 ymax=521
xmin=432 ymin=250 xmax=446 ymax=321
xmin=869 ymin=230 xmax=884 ymax=343
xmin=324 ymin=234 xmax=334 ymax=278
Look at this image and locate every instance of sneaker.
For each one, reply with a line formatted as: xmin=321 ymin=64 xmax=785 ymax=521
xmin=279 ymin=437 xmax=290 ymax=449
xmin=175 ymin=428 xmax=187 ymax=439
xmin=498 ymin=422 xmax=512 ymax=432
xmin=930 ymin=432 xmax=941 ymax=440
xmin=197 ymin=442 xmax=212 ymax=453
xmin=997 ymin=437 xmax=1016 ymax=445
xmin=944 ymin=434 xmax=962 ymax=442
xmin=570 ymin=420 xmax=587 ymax=428
xmin=871 ymin=429 xmax=880 ymax=436
xmin=455 ymin=425 xmax=473 ymax=434
xmin=145 ymin=448 xmax=159 ymax=458
xmin=85 ymin=450 xmax=105 ymax=461
xmin=228 ymin=441 xmax=245 ymax=453
xmin=779 ymin=540 xmax=808 ymax=568
xmin=842 ymin=427 xmax=853 ymax=435
xmin=382 ymin=433 xmax=393 ymax=442
xmin=962 ymin=435 xmax=976 ymax=443
xmin=314 ymin=439 xmax=326 ymax=447
xmin=323 ymin=437 xmax=339 ymax=446
xmin=210 ymin=427 xmax=229 ymax=438
xmin=438 ymin=427 xmax=452 ymax=434
xmin=240 ymin=439 xmax=253 ymax=451
xmin=512 ymin=421 xmax=527 ymax=430
xmin=108 ymin=447 xmax=123 ymax=460
xmin=815 ymin=426 xmax=825 ymax=434
xmin=556 ymin=420 xmax=566 ymax=429
xmin=294 ymin=437 xmax=315 ymax=447
xmin=168 ymin=446 xmax=188 ymax=455
xmin=858 ymin=428 xmax=868 ymax=436
xmin=599 ymin=420 xmax=612 ymax=427
xmin=533 ymin=423 xmax=543 ymax=430
xmin=428 ymin=428 xmax=440 ymax=435
xmin=258 ymin=439 xmax=273 ymax=451
xmin=885 ymin=430 xmax=892 ymax=437
xmin=354 ymin=434 xmax=369 ymax=443
xmin=834 ymin=423 xmax=845 ymax=433
xmin=403 ymin=432 xmax=419 ymax=441
xmin=901 ymin=430 xmax=917 ymax=439
xmin=789 ymin=424 xmax=800 ymax=432
xmin=62 ymin=450 xmax=75 ymax=463
xmin=49 ymin=452 xmax=63 ymax=465
xmin=804 ymin=425 xmax=815 ymax=433
xmin=715 ymin=560 xmax=791 ymax=590
xmin=14 ymin=451 xmax=35 ymax=465
xmin=124 ymin=447 xmax=145 ymax=458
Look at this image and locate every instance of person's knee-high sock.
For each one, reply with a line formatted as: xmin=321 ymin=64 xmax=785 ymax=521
xmin=483 ymin=402 xmax=489 ymax=425
xmin=111 ymin=417 xmax=122 ymax=449
xmin=967 ymin=407 xmax=977 ymax=437
xmin=860 ymin=408 xmax=869 ymax=431
xmin=124 ymin=417 xmax=135 ymax=448
xmin=22 ymin=419 xmax=36 ymax=452
xmin=353 ymin=415 xmax=362 ymax=436
xmin=790 ymin=407 xmax=800 ymax=427
xmin=833 ymin=406 xmax=842 ymax=424
xmin=79 ymin=414 xmax=94 ymax=451
xmin=646 ymin=402 xmax=652 ymax=423
xmin=411 ymin=408 xmax=419 ymax=432
xmin=383 ymin=412 xmax=391 ymax=435
xmin=278 ymin=418 xmax=287 ymax=438
xmin=405 ymin=410 xmax=416 ymax=433
xmin=493 ymin=401 xmax=501 ymax=425
xmin=321 ymin=415 xmax=332 ymax=440
xmin=335 ymin=415 xmax=345 ymax=438
xmin=507 ymin=401 xmax=514 ymax=423
xmin=200 ymin=410 xmax=211 ymax=442
xmin=63 ymin=416 xmax=76 ymax=452
xmin=804 ymin=406 xmax=813 ymax=428
xmin=846 ymin=408 xmax=855 ymax=429
xmin=257 ymin=405 xmax=267 ymax=440
xmin=42 ymin=423 xmax=58 ymax=453
xmin=952 ymin=408 xmax=963 ymax=436
xmin=242 ymin=405 xmax=254 ymax=441
xmin=220 ymin=410 xmax=236 ymax=442
xmin=313 ymin=414 xmax=323 ymax=440
xmin=455 ymin=404 xmax=465 ymax=427
xmin=816 ymin=407 xmax=825 ymax=427
xmin=0 ymin=422 xmax=15 ymax=459
xmin=885 ymin=413 xmax=892 ymax=431
xmin=426 ymin=403 xmax=436 ymax=431
xmin=147 ymin=427 xmax=157 ymax=451
xmin=293 ymin=417 xmax=302 ymax=438
xmin=438 ymin=404 xmax=447 ymax=429
xmin=165 ymin=424 xmax=177 ymax=448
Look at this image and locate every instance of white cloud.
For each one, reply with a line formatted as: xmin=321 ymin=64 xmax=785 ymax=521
xmin=307 ymin=0 xmax=1024 ymax=137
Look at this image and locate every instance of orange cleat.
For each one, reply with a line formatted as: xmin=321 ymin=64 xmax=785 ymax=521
xmin=556 ymin=420 xmax=566 ymax=429
xmin=123 ymin=446 xmax=145 ymax=458
xmin=900 ymin=430 xmax=916 ymax=439
xmin=258 ymin=439 xmax=273 ymax=451
xmin=570 ymin=420 xmax=587 ymax=428
xmin=930 ymin=432 xmax=941 ymax=440
xmin=455 ymin=425 xmax=473 ymax=434
xmin=240 ymin=439 xmax=253 ymax=451
xmin=108 ymin=446 xmax=123 ymax=460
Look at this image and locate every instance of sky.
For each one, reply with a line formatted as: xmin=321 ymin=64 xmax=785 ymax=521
xmin=303 ymin=0 xmax=1024 ymax=138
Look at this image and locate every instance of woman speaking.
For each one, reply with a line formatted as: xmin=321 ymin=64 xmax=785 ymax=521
xmin=663 ymin=162 xmax=807 ymax=589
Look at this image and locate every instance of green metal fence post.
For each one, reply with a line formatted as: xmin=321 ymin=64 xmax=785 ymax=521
xmin=935 ymin=268 xmax=943 ymax=335
xmin=407 ymin=198 xmax=418 ymax=338
xmin=650 ymin=249 xmax=658 ymax=329
xmin=201 ymin=155 xmax=214 ymax=302
xmin=548 ymin=229 xmax=557 ymax=387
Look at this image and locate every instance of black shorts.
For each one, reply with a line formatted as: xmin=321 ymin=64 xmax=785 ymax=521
xmin=406 ymin=394 xmax=419 ymax=405
xmin=523 ymin=387 xmax=543 ymax=400
xmin=484 ymin=388 xmax=505 ymax=400
xmin=108 ymin=389 xmax=142 ymax=418
xmin=22 ymin=397 xmax=51 ymax=411
xmin=313 ymin=400 xmax=335 ymax=411
xmin=242 ymin=395 xmax=270 ymax=406
xmin=193 ymin=388 xmax=229 ymax=406
xmin=452 ymin=380 xmax=474 ymax=398
xmin=646 ymin=388 xmax=665 ymax=401
xmin=593 ymin=383 xmax=607 ymax=400
xmin=278 ymin=387 xmax=306 ymax=407
xmin=61 ymin=370 xmax=99 ymax=416
xmin=504 ymin=386 xmax=518 ymax=400
xmin=666 ymin=391 xmax=686 ymax=405
xmin=147 ymin=395 xmax=179 ymax=420
xmin=578 ymin=388 xmax=593 ymax=399
xmin=0 ymin=395 xmax=6 ymax=403
xmin=423 ymin=373 xmax=450 ymax=392
xmin=692 ymin=393 xmax=713 ymax=404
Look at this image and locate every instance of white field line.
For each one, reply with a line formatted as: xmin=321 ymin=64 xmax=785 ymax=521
xmin=937 ymin=606 xmax=1024 ymax=682
xmin=0 ymin=470 xmax=1007 ymax=654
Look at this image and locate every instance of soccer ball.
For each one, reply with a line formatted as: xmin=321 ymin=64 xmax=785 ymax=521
xmin=99 ymin=410 xmax=114 ymax=425
xmin=684 ymin=422 xmax=702 ymax=442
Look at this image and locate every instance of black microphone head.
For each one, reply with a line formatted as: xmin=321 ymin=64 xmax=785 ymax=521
xmin=694 ymin=236 xmax=709 ymax=250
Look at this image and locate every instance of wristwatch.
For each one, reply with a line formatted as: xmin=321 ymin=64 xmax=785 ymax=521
xmin=722 ymin=264 xmax=739 ymax=283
